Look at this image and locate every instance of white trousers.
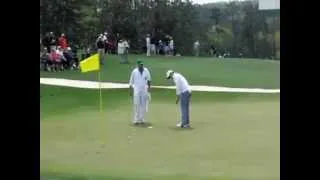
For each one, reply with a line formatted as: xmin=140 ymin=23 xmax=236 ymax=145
xmin=150 ymin=44 xmax=156 ymax=54
xmin=146 ymin=45 xmax=151 ymax=56
xmin=133 ymin=91 xmax=149 ymax=123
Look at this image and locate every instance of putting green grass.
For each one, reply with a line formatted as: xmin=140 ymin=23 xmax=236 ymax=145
xmin=40 ymin=55 xmax=280 ymax=89
xmin=41 ymin=85 xmax=280 ymax=180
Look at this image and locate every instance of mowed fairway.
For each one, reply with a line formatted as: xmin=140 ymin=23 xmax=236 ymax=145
xmin=40 ymin=56 xmax=280 ymax=180
xmin=40 ymin=55 xmax=280 ymax=89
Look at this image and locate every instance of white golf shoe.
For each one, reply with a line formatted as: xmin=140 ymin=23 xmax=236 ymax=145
xmin=176 ymin=122 xmax=182 ymax=127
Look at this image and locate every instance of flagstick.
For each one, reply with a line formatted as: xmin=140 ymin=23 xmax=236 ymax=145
xmin=98 ymin=70 xmax=103 ymax=113
xmin=98 ymin=69 xmax=105 ymax=146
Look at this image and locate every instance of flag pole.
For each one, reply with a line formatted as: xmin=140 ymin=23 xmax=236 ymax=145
xmin=98 ymin=59 xmax=105 ymax=146
xmin=98 ymin=68 xmax=103 ymax=113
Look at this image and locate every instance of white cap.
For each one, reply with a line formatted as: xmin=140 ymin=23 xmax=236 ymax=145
xmin=166 ymin=70 xmax=173 ymax=79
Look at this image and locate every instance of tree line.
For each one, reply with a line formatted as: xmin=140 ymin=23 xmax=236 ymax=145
xmin=40 ymin=0 xmax=280 ymax=59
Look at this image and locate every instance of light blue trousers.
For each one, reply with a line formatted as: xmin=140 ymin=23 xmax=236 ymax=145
xmin=180 ymin=91 xmax=191 ymax=126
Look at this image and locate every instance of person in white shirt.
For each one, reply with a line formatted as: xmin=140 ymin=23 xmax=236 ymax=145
xmin=96 ymin=34 xmax=105 ymax=65
xmin=169 ymin=37 xmax=174 ymax=56
xmin=166 ymin=70 xmax=192 ymax=128
xmin=129 ymin=60 xmax=152 ymax=125
xmin=194 ymin=40 xmax=200 ymax=56
xmin=118 ymin=39 xmax=130 ymax=64
xmin=146 ymin=34 xmax=151 ymax=56
xmin=123 ymin=39 xmax=130 ymax=63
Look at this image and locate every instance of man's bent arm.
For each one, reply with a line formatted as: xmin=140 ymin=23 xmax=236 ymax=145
xmin=129 ymin=72 xmax=134 ymax=96
xmin=176 ymin=95 xmax=180 ymax=104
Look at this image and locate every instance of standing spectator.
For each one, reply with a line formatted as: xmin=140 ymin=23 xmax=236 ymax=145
xmin=58 ymin=33 xmax=68 ymax=50
xmin=96 ymin=34 xmax=105 ymax=65
xmin=146 ymin=34 xmax=151 ymax=56
xmin=169 ymin=36 xmax=174 ymax=56
xmin=118 ymin=39 xmax=130 ymax=64
xmin=42 ymin=33 xmax=51 ymax=53
xmin=115 ymin=33 xmax=121 ymax=54
xmin=157 ymin=40 xmax=163 ymax=55
xmin=150 ymin=35 xmax=156 ymax=55
xmin=49 ymin=32 xmax=57 ymax=52
xmin=210 ymin=44 xmax=216 ymax=57
xmin=102 ymin=32 xmax=108 ymax=42
xmin=103 ymin=32 xmax=109 ymax=54
xmin=123 ymin=39 xmax=130 ymax=63
xmin=193 ymin=40 xmax=200 ymax=57
xmin=164 ymin=35 xmax=170 ymax=55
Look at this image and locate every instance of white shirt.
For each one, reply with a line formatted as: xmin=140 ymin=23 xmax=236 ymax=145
xmin=118 ymin=41 xmax=129 ymax=54
xmin=194 ymin=41 xmax=200 ymax=48
xmin=172 ymin=73 xmax=191 ymax=95
xmin=123 ymin=40 xmax=129 ymax=48
xmin=129 ymin=67 xmax=151 ymax=93
xmin=102 ymin=35 xmax=107 ymax=41
xmin=146 ymin=37 xmax=150 ymax=46
xmin=117 ymin=42 xmax=122 ymax=54
xmin=56 ymin=49 xmax=63 ymax=56
xmin=169 ymin=39 xmax=174 ymax=47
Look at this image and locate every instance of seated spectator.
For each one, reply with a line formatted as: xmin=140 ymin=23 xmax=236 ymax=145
xmin=49 ymin=49 xmax=62 ymax=71
xmin=71 ymin=47 xmax=79 ymax=69
xmin=62 ymin=48 xmax=72 ymax=69
xmin=40 ymin=48 xmax=51 ymax=71
xmin=57 ymin=47 xmax=67 ymax=70
xmin=63 ymin=47 xmax=79 ymax=70
xmin=85 ymin=48 xmax=91 ymax=58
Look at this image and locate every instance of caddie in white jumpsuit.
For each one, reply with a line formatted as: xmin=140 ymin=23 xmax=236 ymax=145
xmin=129 ymin=60 xmax=151 ymax=125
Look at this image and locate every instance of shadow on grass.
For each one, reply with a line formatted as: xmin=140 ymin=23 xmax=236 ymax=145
xmin=41 ymin=172 xmax=139 ymax=180
xmin=168 ymin=126 xmax=195 ymax=131
xmin=130 ymin=122 xmax=153 ymax=128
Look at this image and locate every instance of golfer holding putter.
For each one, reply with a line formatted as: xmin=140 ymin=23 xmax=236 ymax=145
xmin=166 ymin=70 xmax=192 ymax=128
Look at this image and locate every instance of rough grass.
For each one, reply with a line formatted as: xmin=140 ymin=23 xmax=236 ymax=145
xmin=40 ymin=85 xmax=280 ymax=180
xmin=40 ymin=55 xmax=280 ymax=89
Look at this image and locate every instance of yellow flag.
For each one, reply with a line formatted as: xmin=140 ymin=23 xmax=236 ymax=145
xmin=80 ymin=53 xmax=100 ymax=73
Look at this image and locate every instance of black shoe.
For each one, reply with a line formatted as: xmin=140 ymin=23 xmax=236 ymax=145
xmin=181 ymin=124 xmax=191 ymax=128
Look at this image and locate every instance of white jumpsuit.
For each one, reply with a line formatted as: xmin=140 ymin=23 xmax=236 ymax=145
xmin=129 ymin=67 xmax=151 ymax=123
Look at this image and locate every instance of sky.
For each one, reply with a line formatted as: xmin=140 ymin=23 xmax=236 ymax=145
xmin=192 ymin=0 xmax=238 ymax=4
xmin=190 ymin=0 xmax=280 ymax=10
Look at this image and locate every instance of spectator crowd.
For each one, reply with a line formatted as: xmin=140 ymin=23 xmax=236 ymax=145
xmin=40 ymin=31 xmax=230 ymax=72
xmin=40 ymin=32 xmax=79 ymax=72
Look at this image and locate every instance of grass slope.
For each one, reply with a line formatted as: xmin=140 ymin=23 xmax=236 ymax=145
xmin=41 ymin=85 xmax=280 ymax=180
xmin=40 ymin=55 xmax=280 ymax=89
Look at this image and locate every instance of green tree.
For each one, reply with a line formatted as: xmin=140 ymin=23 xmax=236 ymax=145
xmin=207 ymin=25 xmax=233 ymax=52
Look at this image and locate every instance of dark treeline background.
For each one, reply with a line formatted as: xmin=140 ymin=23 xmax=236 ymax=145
xmin=40 ymin=0 xmax=280 ymax=59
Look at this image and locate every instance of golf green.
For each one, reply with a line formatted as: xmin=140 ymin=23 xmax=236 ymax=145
xmin=40 ymin=85 xmax=280 ymax=180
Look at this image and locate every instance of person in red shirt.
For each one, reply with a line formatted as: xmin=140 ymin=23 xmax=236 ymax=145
xmin=58 ymin=33 xmax=68 ymax=50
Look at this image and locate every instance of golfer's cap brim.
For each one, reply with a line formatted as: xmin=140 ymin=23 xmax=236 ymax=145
xmin=166 ymin=70 xmax=173 ymax=78
xmin=137 ymin=60 xmax=143 ymax=65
